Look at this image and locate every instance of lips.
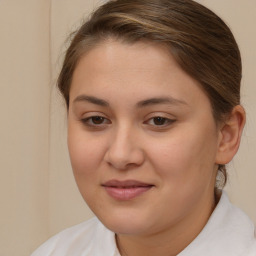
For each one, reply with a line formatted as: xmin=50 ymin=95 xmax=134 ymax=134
xmin=102 ymin=180 xmax=153 ymax=200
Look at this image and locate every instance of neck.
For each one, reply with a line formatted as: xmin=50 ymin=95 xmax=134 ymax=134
xmin=116 ymin=193 xmax=216 ymax=256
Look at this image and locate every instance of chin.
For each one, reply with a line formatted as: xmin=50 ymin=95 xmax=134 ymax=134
xmin=105 ymin=221 xmax=150 ymax=236
xmin=97 ymin=209 xmax=152 ymax=235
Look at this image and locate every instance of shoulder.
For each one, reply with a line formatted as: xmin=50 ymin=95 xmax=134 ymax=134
xmin=179 ymin=192 xmax=256 ymax=256
xmin=244 ymin=240 xmax=256 ymax=256
xmin=31 ymin=217 xmax=117 ymax=256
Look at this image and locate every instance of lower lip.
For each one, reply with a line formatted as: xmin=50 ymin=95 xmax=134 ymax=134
xmin=104 ymin=186 xmax=153 ymax=200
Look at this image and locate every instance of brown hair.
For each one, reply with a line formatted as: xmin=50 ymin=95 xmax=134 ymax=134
xmin=58 ymin=0 xmax=242 ymax=187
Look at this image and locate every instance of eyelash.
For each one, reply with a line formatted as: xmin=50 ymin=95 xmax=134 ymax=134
xmin=80 ymin=115 xmax=175 ymax=129
xmin=81 ymin=116 xmax=111 ymax=127
xmin=145 ymin=116 xmax=175 ymax=127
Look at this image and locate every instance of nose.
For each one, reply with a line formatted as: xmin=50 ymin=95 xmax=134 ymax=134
xmin=104 ymin=126 xmax=145 ymax=170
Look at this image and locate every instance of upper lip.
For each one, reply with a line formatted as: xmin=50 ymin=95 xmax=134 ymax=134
xmin=102 ymin=179 xmax=153 ymax=188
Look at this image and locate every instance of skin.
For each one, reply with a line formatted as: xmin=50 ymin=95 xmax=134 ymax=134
xmin=67 ymin=40 xmax=245 ymax=256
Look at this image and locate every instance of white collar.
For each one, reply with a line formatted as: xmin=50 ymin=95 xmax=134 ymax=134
xmin=178 ymin=191 xmax=256 ymax=255
xmin=93 ymin=192 xmax=255 ymax=256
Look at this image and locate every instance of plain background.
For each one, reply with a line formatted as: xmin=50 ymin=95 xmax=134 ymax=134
xmin=0 ymin=1 xmax=255 ymax=255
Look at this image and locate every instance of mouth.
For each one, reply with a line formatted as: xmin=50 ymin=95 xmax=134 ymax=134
xmin=102 ymin=180 xmax=154 ymax=201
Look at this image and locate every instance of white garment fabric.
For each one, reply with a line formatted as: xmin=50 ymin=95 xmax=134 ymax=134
xmin=31 ymin=192 xmax=256 ymax=256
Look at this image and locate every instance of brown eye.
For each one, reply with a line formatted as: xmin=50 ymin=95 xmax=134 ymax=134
xmin=153 ymin=117 xmax=168 ymax=126
xmin=145 ymin=116 xmax=175 ymax=128
xmin=91 ymin=116 xmax=105 ymax=124
xmin=81 ymin=115 xmax=110 ymax=127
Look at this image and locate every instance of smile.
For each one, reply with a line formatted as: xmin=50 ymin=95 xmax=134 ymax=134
xmin=102 ymin=180 xmax=154 ymax=201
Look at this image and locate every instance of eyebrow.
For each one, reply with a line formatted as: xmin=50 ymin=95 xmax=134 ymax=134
xmin=73 ymin=95 xmax=109 ymax=107
xmin=73 ymin=94 xmax=187 ymax=108
xmin=136 ymin=97 xmax=188 ymax=108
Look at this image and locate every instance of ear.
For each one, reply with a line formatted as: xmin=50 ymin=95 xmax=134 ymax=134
xmin=215 ymin=105 xmax=246 ymax=165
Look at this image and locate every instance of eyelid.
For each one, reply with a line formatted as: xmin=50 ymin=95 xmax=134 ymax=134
xmin=143 ymin=113 xmax=176 ymax=127
xmin=144 ymin=112 xmax=175 ymax=120
xmin=82 ymin=116 xmax=110 ymax=123
xmin=80 ymin=111 xmax=109 ymax=120
xmin=146 ymin=117 xmax=175 ymax=125
xmin=80 ymin=112 xmax=111 ymax=128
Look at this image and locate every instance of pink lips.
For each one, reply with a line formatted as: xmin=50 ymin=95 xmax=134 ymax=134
xmin=102 ymin=180 xmax=153 ymax=200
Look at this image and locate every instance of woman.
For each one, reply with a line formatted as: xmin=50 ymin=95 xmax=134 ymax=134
xmin=32 ymin=0 xmax=256 ymax=255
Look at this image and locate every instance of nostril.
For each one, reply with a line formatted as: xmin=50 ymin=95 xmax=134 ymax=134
xmin=104 ymin=146 xmax=145 ymax=170
xmin=103 ymin=130 xmax=145 ymax=169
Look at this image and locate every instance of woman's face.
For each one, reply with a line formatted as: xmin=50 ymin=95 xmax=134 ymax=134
xmin=68 ymin=40 xmax=221 ymax=236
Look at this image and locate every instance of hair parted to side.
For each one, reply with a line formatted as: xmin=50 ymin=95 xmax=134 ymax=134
xmin=58 ymin=0 xmax=242 ymax=188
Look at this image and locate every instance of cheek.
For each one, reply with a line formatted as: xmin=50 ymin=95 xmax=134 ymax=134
xmin=67 ymin=128 xmax=107 ymax=207
xmin=147 ymin=124 xmax=218 ymax=181
xmin=67 ymin=127 xmax=105 ymax=177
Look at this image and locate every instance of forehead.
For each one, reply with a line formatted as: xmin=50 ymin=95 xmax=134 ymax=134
xmin=70 ymin=40 xmax=209 ymax=108
xmin=74 ymin=40 xmax=175 ymax=77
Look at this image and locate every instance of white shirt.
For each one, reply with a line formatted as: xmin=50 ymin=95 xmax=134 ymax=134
xmin=31 ymin=192 xmax=256 ymax=256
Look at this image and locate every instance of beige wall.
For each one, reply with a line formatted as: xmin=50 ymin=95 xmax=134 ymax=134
xmin=0 ymin=1 xmax=255 ymax=255
xmin=0 ymin=1 xmax=51 ymax=255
